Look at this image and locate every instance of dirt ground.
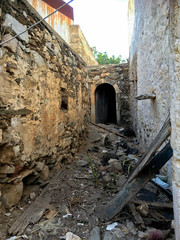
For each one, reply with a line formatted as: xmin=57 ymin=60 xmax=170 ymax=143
xmin=0 ymin=123 xmax=175 ymax=240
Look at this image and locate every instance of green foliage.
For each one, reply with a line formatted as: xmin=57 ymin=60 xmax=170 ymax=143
xmin=92 ymin=47 xmax=126 ymax=65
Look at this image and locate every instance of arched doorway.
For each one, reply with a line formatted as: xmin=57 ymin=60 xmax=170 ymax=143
xmin=95 ymin=83 xmax=117 ymax=124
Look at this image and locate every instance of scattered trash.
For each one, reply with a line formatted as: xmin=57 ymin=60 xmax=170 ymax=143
xmin=102 ymin=149 xmax=108 ymax=153
xmin=127 ymin=154 xmax=138 ymax=162
xmin=63 ymin=213 xmax=72 ymax=218
xmin=6 ymin=236 xmax=28 ymax=240
xmin=6 ymin=237 xmax=17 ymax=240
xmin=4 ymin=212 xmax=11 ymax=216
xmin=2 ymin=123 xmax=174 ymax=240
xmin=77 ymin=223 xmax=84 ymax=226
xmin=106 ymin=222 xmax=118 ymax=231
xmin=152 ymin=177 xmax=169 ymax=189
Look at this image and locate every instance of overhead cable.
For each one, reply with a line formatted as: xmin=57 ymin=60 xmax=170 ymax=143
xmin=0 ymin=0 xmax=74 ymax=46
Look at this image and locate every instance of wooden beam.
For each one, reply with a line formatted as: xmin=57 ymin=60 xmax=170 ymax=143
xmin=96 ymin=141 xmax=173 ymax=221
xmin=8 ymin=170 xmax=64 ymax=236
xmin=126 ymin=115 xmax=171 ymax=185
xmin=90 ymin=122 xmax=129 ymax=140
xmin=135 ymin=94 xmax=156 ymax=100
xmin=132 ymin=200 xmax=173 ymax=209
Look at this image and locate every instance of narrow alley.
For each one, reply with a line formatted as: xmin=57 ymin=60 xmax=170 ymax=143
xmin=1 ymin=123 xmax=174 ymax=240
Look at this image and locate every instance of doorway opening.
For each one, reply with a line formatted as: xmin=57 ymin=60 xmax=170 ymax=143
xmin=95 ymin=83 xmax=117 ymax=124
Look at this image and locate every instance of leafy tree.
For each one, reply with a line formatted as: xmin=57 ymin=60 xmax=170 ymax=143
xmin=92 ymin=47 xmax=126 ymax=65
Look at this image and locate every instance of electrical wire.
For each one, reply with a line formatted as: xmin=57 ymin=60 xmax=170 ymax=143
xmin=0 ymin=0 xmax=74 ymax=46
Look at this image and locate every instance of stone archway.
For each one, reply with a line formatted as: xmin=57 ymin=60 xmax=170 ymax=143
xmin=91 ymin=79 xmax=121 ymax=125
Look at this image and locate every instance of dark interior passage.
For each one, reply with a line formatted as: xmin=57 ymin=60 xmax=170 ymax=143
xmin=95 ymin=83 xmax=117 ymax=124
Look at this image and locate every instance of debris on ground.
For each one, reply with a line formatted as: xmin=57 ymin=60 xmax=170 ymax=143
xmin=0 ymin=123 xmax=174 ymax=240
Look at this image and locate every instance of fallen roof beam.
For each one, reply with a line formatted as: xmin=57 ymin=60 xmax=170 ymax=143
xmin=96 ymin=141 xmax=173 ymax=221
xmin=90 ymin=122 xmax=129 ymax=140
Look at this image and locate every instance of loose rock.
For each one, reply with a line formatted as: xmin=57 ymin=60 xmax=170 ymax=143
xmin=89 ymin=226 xmax=101 ymax=240
xmin=1 ymin=181 xmax=23 ymax=208
xmin=66 ymin=232 xmax=81 ymax=240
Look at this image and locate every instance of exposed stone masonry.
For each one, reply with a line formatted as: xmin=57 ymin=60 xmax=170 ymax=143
xmin=88 ymin=63 xmax=131 ymax=126
xmin=69 ymin=25 xmax=98 ymax=66
xmin=0 ymin=0 xmax=89 ymax=209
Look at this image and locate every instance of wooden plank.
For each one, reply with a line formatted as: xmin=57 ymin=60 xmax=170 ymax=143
xmin=132 ymin=200 xmax=173 ymax=209
xmin=96 ymin=142 xmax=173 ymax=221
xmin=128 ymin=203 xmax=144 ymax=226
xmin=90 ymin=122 xmax=129 ymax=139
xmin=135 ymin=94 xmax=156 ymax=100
xmin=8 ymin=170 xmax=64 ymax=236
xmin=125 ymin=115 xmax=171 ymax=185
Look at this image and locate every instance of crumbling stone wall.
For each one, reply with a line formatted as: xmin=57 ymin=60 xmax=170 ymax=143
xmin=0 ymin=0 xmax=89 ymax=209
xmin=129 ymin=0 xmax=170 ymax=148
xmin=69 ymin=25 xmax=98 ymax=66
xmin=88 ymin=63 xmax=130 ymax=126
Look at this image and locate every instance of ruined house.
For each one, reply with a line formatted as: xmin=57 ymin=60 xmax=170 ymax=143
xmin=0 ymin=0 xmax=180 ymax=238
xmin=0 ymin=0 xmax=130 ymax=212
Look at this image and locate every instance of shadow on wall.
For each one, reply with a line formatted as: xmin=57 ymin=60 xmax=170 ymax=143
xmin=95 ymin=83 xmax=117 ymax=124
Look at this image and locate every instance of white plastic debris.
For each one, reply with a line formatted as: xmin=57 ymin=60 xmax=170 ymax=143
xmin=6 ymin=237 xmax=17 ymax=240
xmin=152 ymin=177 xmax=169 ymax=189
xmin=4 ymin=212 xmax=11 ymax=216
xmin=63 ymin=213 xmax=72 ymax=218
xmin=127 ymin=154 xmax=138 ymax=162
xmin=106 ymin=222 xmax=118 ymax=231
xmin=102 ymin=150 xmax=108 ymax=153
xmin=77 ymin=223 xmax=84 ymax=226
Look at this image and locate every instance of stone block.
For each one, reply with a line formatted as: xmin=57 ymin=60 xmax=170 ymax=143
xmin=2 ymin=34 xmax=18 ymax=53
xmin=35 ymin=162 xmax=45 ymax=172
xmin=0 ymin=165 xmax=15 ymax=174
xmin=31 ymin=50 xmax=45 ymax=67
xmin=0 ymin=147 xmax=15 ymax=165
xmin=1 ymin=181 xmax=23 ymax=209
xmin=3 ymin=14 xmax=29 ymax=43
xmin=66 ymin=232 xmax=81 ymax=240
xmin=40 ymin=165 xmax=49 ymax=181
xmin=13 ymin=145 xmax=20 ymax=157
xmin=60 ymin=137 xmax=72 ymax=150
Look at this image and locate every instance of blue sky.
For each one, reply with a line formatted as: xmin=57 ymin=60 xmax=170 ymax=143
xmin=67 ymin=0 xmax=129 ymax=60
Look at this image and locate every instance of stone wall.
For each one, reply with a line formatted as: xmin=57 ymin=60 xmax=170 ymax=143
xmin=169 ymin=2 xmax=180 ymax=239
xmin=0 ymin=0 xmax=89 ymax=209
xmin=87 ymin=64 xmax=130 ymax=126
xmin=129 ymin=0 xmax=180 ymax=238
xmin=69 ymin=25 xmax=98 ymax=66
xmin=129 ymin=0 xmax=170 ymax=148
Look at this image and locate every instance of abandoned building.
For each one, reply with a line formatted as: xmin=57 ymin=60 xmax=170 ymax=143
xmin=0 ymin=0 xmax=180 ymax=239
